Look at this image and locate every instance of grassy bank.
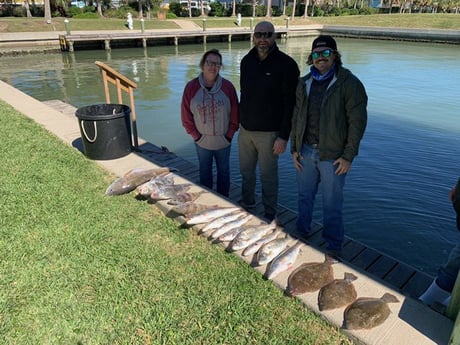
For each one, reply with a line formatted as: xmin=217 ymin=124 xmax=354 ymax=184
xmin=0 ymin=13 xmax=459 ymax=32
xmin=0 ymin=99 xmax=353 ymax=343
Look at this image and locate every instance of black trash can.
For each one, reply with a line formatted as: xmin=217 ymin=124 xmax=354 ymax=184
xmin=75 ymin=104 xmax=132 ymax=160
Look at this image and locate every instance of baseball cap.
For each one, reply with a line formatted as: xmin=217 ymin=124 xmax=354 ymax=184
xmin=311 ymin=35 xmax=337 ymax=51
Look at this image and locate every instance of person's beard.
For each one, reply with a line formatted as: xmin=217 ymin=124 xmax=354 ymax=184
xmin=256 ymin=41 xmax=273 ymax=56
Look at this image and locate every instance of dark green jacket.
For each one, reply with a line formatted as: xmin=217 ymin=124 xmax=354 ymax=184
xmin=454 ymin=178 xmax=460 ymax=230
xmin=290 ymin=66 xmax=368 ymax=163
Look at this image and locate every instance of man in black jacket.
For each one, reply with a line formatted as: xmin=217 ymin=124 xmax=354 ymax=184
xmin=238 ymin=21 xmax=299 ymax=221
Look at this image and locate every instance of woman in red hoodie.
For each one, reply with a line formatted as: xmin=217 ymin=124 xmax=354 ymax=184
xmin=181 ymin=49 xmax=239 ymax=197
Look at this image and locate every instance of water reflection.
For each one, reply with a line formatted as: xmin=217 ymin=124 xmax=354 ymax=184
xmin=1 ymin=37 xmax=459 ymax=275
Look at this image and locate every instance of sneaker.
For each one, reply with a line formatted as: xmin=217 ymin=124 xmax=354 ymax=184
xmin=238 ymin=200 xmax=256 ymax=210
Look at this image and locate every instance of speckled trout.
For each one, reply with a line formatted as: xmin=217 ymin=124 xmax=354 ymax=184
xmin=185 ymin=207 xmax=241 ymax=225
xmin=200 ymin=211 xmax=247 ymax=234
xmin=265 ymin=241 xmax=303 ymax=280
xmin=255 ymin=236 xmax=292 ymax=266
xmin=242 ymin=229 xmax=282 ymax=257
xmin=210 ymin=214 xmax=253 ymax=239
xmin=217 ymin=225 xmax=249 ymax=242
xmin=229 ymin=220 xmax=278 ymax=252
xmin=170 ymin=202 xmax=218 ymax=216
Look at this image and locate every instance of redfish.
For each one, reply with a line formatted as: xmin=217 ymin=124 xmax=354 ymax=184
xmin=105 ymin=167 xmax=172 ymax=196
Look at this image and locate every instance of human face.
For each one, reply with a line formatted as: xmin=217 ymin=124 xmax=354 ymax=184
xmin=312 ymin=47 xmax=335 ymax=75
xmin=202 ymin=53 xmax=221 ymax=82
xmin=253 ymin=23 xmax=275 ymax=58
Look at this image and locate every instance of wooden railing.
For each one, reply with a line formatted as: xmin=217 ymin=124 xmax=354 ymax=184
xmin=95 ymin=60 xmax=139 ymax=149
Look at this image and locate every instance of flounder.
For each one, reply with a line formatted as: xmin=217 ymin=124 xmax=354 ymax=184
xmin=343 ymin=292 xmax=400 ymax=330
xmin=285 ymin=255 xmax=337 ymax=296
xmin=318 ymin=272 xmax=358 ymax=311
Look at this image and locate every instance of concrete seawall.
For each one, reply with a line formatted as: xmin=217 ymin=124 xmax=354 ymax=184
xmin=1 ymin=24 xmax=459 ymax=55
xmin=0 ymin=79 xmax=456 ymax=345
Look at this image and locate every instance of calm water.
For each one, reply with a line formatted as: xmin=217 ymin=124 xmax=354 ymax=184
xmin=1 ymin=37 xmax=459 ymax=276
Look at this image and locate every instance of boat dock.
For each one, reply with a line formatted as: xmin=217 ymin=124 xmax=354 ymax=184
xmin=58 ymin=28 xmax=289 ymax=52
xmin=0 ymin=79 xmax=454 ymax=344
xmin=56 ymin=24 xmax=460 ymax=52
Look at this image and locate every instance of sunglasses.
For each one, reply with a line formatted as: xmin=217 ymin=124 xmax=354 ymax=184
xmin=254 ymin=32 xmax=274 ymax=39
xmin=311 ymin=49 xmax=335 ymax=59
xmin=205 ymin=60 xmax=222 ymax=67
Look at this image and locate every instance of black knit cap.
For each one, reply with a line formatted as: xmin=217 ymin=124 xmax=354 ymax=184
xmin=311 ymin=35 xmax=337 ymax=51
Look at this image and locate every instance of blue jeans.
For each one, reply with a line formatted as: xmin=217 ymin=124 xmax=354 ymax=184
xmin=195 ymin=143 xmax=231 ymax=197
xmin=437 ymin=241 xmax=460 ymax=292
xmin=296 ymin=144 xmax=346 ymax=251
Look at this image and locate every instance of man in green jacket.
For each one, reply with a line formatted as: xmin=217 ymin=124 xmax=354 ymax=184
xmin=290 ymin=35 xmax=368 ymax=253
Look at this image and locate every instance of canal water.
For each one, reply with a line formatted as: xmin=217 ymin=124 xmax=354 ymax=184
xmin=1 ymin=36 xmax=459 ymax=276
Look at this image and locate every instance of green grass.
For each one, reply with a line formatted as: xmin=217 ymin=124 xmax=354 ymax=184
xmin=192 ymin=13 xmax=460 ymax=30
xmin=1 ymin=13 xmax=460 ymax=32
xmin=0 ymin=17 xmax=180 ymax=32
xmin=0 ymin=99 xmax=353 ymax=344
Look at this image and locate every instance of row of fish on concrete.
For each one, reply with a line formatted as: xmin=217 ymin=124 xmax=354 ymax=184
xmin=106 ymin=167 xmax=400 ymax=331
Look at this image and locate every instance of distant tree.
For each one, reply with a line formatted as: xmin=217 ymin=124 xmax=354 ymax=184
xmin=187 ymin=0 xmax=192 ymax=17
xmin=291 ymin=0 xmax=297 ymax=19
xmin=303 ymin=0 xmax=309 ymax=17
xmin=209 ymin=1 xmax=225 ymax=16
xmin=265 ymin=0 xmax=272 ymax=16
xmin=95 ymin=0 xmax=103 ymax=16
xmin=44 ymin=0 xmax=52 ymax=23
xmin=24 ymin=0 xmax=32 ymax=17
xmin=251 ymin=0 xmax=257 ymax=16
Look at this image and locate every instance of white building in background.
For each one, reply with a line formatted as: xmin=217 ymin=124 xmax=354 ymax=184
xmin=179 ymin=0 xmax=211 ymax=10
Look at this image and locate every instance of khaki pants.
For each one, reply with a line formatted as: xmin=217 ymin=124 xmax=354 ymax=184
xmin=238 ymin=126 xmax=279 ymax=217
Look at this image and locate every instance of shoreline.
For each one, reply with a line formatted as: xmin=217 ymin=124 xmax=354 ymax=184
xmin=1 ymin=24 xmax=459 ymax=56
xmin=0 ymin=79 xmax=455 ymax=345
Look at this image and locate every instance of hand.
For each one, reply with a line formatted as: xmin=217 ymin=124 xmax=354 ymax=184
xmin=333 ymin=157 xmax=351 ymax=175
xmin=449 ymin=185 xmax=456 ymax=202
xmin=273 ymin=138 xmax=287 ymax=155
xmin=292 ymin=152 xmax=302 ymax=172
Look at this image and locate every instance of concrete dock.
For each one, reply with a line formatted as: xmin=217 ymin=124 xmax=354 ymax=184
xmin=0 ymin=79 xmax=455 ymax=345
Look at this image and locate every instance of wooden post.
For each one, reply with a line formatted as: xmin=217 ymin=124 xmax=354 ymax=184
xmin=94 ymin=61 xmax=139 ymax=149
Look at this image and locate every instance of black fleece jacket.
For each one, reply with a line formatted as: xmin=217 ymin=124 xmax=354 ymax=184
xmin=239 ymin=44 xmax=300 ymax=140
